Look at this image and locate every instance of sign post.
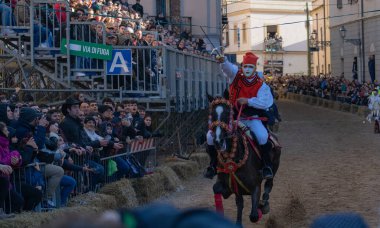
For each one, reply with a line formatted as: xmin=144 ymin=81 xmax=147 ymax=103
xmin=106 ymin=49 xmax=133 ymax=75
xmin=61 ymin=39 xmax=113 ymax=60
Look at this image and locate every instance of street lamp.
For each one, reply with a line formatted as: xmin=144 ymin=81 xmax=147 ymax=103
xmin=339 ymin=25 xmax=361 ymax=45
xmin=339 ymin=26 xmax=346 ymax=39
xmin=339 ymin=25 xmax=363 ymax=82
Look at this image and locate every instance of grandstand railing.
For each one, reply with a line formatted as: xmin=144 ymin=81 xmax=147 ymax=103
xmin=0 ymin=0 xmax=224 ymax=112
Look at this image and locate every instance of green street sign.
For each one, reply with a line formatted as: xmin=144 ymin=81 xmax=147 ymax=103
xmin=61 ymin=38 xmax=113 ymax=60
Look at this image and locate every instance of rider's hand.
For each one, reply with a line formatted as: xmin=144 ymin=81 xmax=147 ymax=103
xmin=216 ymin=55 xmax=225 ymax=64
xmin=237 ymin=98 xmax=249 ymax=105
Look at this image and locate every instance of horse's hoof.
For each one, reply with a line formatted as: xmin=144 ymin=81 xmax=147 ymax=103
xmin=249 ymin=209 xmax=262 ymax=223
xmin=260 ymin=201 xmax=270 ymax=214
xmin=235 ymin=221 xmax=243 ymax=228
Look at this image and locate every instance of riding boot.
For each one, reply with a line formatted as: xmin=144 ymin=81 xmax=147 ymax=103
xmin=261 ymin=142 xmax=273 ymax=180
xmin=204 ymin=145 xmax=217 ymax=179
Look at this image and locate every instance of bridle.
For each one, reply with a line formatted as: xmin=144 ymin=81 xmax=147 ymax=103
xmin=209 ymin=98 xmax=249 ymax=169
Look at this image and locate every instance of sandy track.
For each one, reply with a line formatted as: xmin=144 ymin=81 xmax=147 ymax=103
xmin=157 ymin=100 xmax=380 ymax=227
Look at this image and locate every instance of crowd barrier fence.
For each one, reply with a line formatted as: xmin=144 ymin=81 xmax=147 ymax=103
xmin=1 ymin=138 xmax=157 ymax=214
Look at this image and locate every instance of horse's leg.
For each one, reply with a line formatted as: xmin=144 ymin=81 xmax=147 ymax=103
xmin=235 ymin=194 xmax=244 ymax=226
xmin=260 ymin=179 xmax=273 ymax=214
xmin=249 ymin=186 xmax=262 ymax=223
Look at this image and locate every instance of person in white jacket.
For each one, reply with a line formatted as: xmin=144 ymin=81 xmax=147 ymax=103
xmin=205 ymin=52 xmax=274 ymax=180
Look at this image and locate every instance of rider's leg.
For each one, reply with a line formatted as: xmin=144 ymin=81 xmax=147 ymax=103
xmin=244 ymin=119 xmax=273 ymax=179
xmin=205 ymin=130 xmax=217 ymax=179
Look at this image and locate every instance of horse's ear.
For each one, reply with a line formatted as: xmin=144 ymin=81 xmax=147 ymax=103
xmin=206 ymin=92 xmax=214 ymax=102
xmin=223 ymin=88 xmax=229 ymax=100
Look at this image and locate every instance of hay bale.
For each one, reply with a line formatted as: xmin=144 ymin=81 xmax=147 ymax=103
xmin=318 ymin=98 xmax=324 ymax=106
xmin=155 ymin=166 xmax=182 ymax=192
xmin=0 ymin=206 xmax=102 ymax=228
xmin=341 ymin=103 xmax=351 ymax=112
xmin=323 ymin=99 xmax=330 ymax=108
xmin=333 ymin=102 xmax=341 ymax=111
xmin=190 ymin=152 xmax=209 ymax=169
xmin=67 ymin=192 xmax=117 ymax=209
xmin=0 ymin=211 xmax=46 ymax=228
xmin=357 ymin=106 xmax=370 ymax=117
xmin=301 ymin=96 xmax=307 ymax=103
xmin=311 ymin=97 xmax=317 ymax=105
xmin=166 ymin=160 xmax=199 ymax=180
xmin=350 ymin=105 xmax=359 ymax=114
xmin=326 ymin=100 xmax=333 ymax=109
xmin=130 ymin=173 xmax=167 ymax=204
xmin=99 ymin=179 xmax=138 ymax=208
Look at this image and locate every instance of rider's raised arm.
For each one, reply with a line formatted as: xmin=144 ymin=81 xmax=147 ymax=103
xmin=220 ymin=59 xmax=238 ymax=82
xmin=248 ymin=83 xmax=274 ymax=110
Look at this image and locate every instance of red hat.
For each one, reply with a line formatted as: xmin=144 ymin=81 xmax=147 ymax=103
xmin=242 ymin=52 xmax=259 ymax=65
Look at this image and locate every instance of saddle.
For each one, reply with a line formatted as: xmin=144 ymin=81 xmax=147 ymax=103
xmin=236 ymin=121 xmax=282 ymax=155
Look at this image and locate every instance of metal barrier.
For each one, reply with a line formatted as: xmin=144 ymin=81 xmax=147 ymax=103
xmin=70 ymin=152 xmax=104 ymax=193
xmin=0 ymin=162 xmax=66 ymax=213
xmin=100 ymin=138 xmax=157 ymax=184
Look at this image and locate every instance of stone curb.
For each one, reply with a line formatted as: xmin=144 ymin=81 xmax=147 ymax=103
xmin=281 ymin=92 xmax=370 ymax=118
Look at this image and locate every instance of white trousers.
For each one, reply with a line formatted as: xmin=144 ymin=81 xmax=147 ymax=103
xmin=207 ymin=119 xmax=268 ymax=146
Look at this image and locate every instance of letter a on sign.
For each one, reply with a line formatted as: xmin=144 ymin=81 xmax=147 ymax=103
xmin=107 ymin=49 xmax=133 ymax=75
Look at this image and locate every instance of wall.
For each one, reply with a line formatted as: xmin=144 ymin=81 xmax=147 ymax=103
xmin=283 ymin=53 xmax=308 ymax=75
xmin=329 ymin=0 xmax=380 ymax=81
xmin=311 ymin=0 xmax=331 ymax=75
xmin=182 ymin=0 xmax=221 ymax=38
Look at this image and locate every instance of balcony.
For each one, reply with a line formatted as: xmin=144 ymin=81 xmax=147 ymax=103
xmin=264 ymin=37 xmax=283 ymax=52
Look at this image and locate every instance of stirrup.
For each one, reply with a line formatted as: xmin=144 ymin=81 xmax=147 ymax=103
xmin=204 ymin=167 xmax=216 ymax=179
xmin=262 ymin=167 xmax=273 ymax=180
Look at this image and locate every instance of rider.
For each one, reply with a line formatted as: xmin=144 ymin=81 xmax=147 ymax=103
xmin=205 ymin=52 xmax=274 ymax=180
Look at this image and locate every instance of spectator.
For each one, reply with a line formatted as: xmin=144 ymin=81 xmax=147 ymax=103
xmin=132 ymin=0 xmax=143 ymax=18
xmin=155 ymin=12 xmax=168 ymax=27
xmin=0 ymin=122 xmax=23 ymax=213
xmin=60 ymin=98 xmax=105 ymax=190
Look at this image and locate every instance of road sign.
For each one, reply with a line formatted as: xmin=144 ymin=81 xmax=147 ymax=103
xmin=106 ymin=49 xmax=133 ymax=75
xmin=60 ymin=39 xmax=112 ymax=60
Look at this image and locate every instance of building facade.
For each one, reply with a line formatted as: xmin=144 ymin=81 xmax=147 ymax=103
xmin=330 ymin=0 xmax=380 ymax=83
xmin=223 ymin=0 xmax=310 ymax=76
xmin=310 ymin=0 xmax=331 ymax=76
xmin=144 ymin=0 xmax=222 ymax=47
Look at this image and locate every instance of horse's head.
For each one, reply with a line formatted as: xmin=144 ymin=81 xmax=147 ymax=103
xmin=208 ymin=91 xmax=235 ymax=153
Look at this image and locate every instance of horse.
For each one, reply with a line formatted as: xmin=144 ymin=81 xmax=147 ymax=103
xmin=207 ymin=93 xmax=281 ymax=226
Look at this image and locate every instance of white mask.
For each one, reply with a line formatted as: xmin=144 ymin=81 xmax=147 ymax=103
xmin=242 ymin=64 xmax=255 ymax=77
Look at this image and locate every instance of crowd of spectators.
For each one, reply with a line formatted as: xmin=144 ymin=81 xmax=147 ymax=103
xmin=0 ymin=91 xmax=161 ymax=218
xmin=0 ymin=0 xmax=211 ymax=57
xmin=268 ymin=74 xmax=379 ymax=106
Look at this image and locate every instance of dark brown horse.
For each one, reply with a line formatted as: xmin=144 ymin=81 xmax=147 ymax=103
xmin=208 ymin=93 xmax=281 ymax=226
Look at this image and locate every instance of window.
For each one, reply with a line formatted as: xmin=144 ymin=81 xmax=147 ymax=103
xmin=266 ymin=25 xmax=278 ymax=39
xmin=348 ymin=0 xmax=358 ymax=4
xmin=242 ymin=23 xmax=247 ymax=44
xmin=234 ymin=25 xmax=238 ymax=44
xmin=337 ymin=0 xmax=342 ymax=9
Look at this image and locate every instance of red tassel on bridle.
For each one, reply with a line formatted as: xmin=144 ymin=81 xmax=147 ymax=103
xmin=214 ymin=194 xmax=224 ymax=215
